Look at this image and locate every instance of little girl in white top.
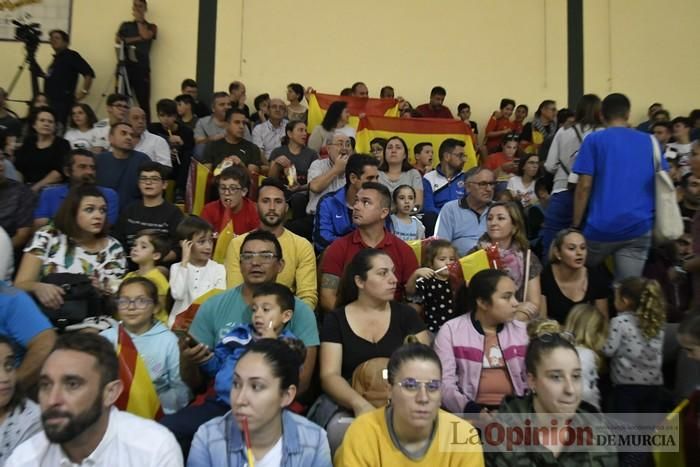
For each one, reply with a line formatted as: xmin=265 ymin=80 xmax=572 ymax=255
xmin=390 ymin=185 xmax=425 ymax=241
xmin=169 ymin=216 xmax=226 ymax=326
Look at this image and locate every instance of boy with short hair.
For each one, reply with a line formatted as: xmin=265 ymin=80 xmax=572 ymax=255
xmin=199 ymin=282 xmax=297 ymax=406
xmin=123 ymin=229 xmax=171 ymax=324
xmin=113 ymin=161 xmax=183 ymax=267
xmin=169 ymin=215 xmax=226 ymax=325
xmin=413 ymin=142 xmax=434 ymax=175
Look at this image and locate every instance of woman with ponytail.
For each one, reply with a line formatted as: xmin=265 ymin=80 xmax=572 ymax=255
xmin=188 ymin=338 xmax=331 ymax=467
xmin=485 ymin=319 xmax=619 ymax=466
xmin=336 ymin=337 xmax=484 ymax=466
xmin=603 ymin=277 xmax=667 ymax=414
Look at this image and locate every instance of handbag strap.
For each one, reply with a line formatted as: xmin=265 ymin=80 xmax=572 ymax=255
xmin=557 ymin=125 xmax=584 ymax=176
xmin=651 ymin=134 xmax=662 ymax=172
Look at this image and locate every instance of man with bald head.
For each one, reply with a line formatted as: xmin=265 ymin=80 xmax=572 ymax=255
xmin=351 ymin=82 xmax=369 ymax=98
xmin=252 ymin=98 xmax=288 ymax=160
xmin=435 ymin=167 xmax=495 ymax=256
xmin=129 ymin=106 xmax=171 ymax=170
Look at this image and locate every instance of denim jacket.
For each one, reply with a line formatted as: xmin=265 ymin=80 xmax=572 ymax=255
xmin=187 ymin=410 xmax=332 ymax=467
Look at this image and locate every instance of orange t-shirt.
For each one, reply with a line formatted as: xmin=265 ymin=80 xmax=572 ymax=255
xmin=476 ymin=333 xmax=514 ymax=407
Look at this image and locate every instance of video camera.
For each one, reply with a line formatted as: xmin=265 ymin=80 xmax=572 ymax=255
xmin=13 ymin=18 xmax=42 ymax=56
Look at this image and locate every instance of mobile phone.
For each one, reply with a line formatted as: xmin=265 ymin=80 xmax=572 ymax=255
xmin=173 ymin=330 xmax=201 ymax=348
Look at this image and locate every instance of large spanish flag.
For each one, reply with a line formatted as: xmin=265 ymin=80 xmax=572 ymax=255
xmin=307 ymin=92 xmax=399 ymax=134
xmin=185 ymin=160 xmax=212 ymax=216
xmin=355 ymin=116 xmax=478 ymax=170
xmin=172 ymin=288 xmax=225 ymax=331
xmin=115 ymin=326 xmax=164 ymax=420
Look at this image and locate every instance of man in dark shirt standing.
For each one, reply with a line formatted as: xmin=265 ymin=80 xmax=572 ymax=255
xmin=117 ymin=0 xmax=157 ymax=121
xmin=40 ymin=30 xmax=95 ymax=127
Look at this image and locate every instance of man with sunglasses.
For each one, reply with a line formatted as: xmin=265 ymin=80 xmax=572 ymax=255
xmin=435 ymin=167 xmax=495 ymax=256
xmin=163 ymin=230 xmax=319 ymax=456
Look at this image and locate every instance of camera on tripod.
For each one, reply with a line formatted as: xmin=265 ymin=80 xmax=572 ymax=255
xmin=13 ymin=18 xmax=42 ymax=57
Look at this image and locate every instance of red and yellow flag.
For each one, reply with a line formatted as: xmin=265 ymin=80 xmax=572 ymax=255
xmin=355 ymin=116 xmax=478 ymax=170
xmin=406 ymin=237 xmax=440 ymax=266
xmin=171 ymin=288 xmax=225 ymax=331
xmin=307 ymin=92 xmax=399 ymax=134
xmin=115 ymin=326 xmax=164 ymax=420
xmin=185 ymin=160 xmax=213 ymax=216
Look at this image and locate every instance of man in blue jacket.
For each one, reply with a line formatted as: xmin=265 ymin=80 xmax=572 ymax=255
xmin=313 ymin=154 xmax=379 ymax=252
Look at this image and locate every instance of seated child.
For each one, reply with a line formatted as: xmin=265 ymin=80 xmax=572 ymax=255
xmin=200 ymin=282 xmax=297 ymax=406
xmin=169 ymin=215 xmax=226 ymax=326
xmin=102 ymin=277 xmax=191 ymax=414
xmin=124 ymin=229 xmax=171 ymax=324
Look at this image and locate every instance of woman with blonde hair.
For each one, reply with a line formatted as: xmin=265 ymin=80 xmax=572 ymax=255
xmin=475 ymin=201 xmax=541 ymax=319
xmin=564 ymin=304 xmax=608 ymax=409
xmin=540 ymin=228 xmax=610 ymax=323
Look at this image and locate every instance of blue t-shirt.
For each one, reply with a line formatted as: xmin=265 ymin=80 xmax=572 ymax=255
xmin=573 ymin=127 xmax=666 ymax=242
xmin=34 ymin=184 xmax=120 ymax=225
xmin=96 ymin=151 xmax=151 ymax=210
xmin=0 ymin=282 xmax=53 ymax=362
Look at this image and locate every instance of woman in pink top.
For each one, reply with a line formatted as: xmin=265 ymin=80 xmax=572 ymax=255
xmin=433 ymin=269 xmax=529 ymax=415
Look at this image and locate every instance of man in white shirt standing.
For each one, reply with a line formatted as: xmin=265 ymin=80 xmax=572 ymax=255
xmin=6 ymin=333 xmax=183 ymax=467
xmin=252 ymin=97 xmax=287 ymax=160
xmin=129 ymin=106 xmax=172 ymax=170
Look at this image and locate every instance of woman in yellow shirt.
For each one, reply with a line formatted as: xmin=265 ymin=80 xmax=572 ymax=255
xmin=335 ymin=338 xmax=484 ymax=466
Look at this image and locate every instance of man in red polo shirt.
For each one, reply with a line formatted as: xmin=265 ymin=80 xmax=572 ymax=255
xmin=319 ymin=182 xmax=419 ymax=313
xmin=415 ymin=86 xmax=453 ymax=119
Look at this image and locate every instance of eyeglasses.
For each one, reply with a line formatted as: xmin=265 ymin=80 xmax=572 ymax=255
xmin=328 ymin=141 xmax=352 ymax=148
xmin=534 ymin=331 xmax=576 ymax=345
xmin=116 ymin=297 xmax=154 ymax=310
xmin=240 ymin=252 xmax=278 ymax=263
xmin=468 ymin=181 xmax=497 ymax=188
xmin=219 ymin=185 xmax=243 ymax=194
xmin=139 ymin=176 xmax=163 ymax=184
xmin=397 ymin=378 xmax=442 ymax=394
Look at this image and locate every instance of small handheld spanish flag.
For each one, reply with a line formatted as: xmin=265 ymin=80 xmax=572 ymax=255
xmin=115 ymin=325 xmax=164 ymax=420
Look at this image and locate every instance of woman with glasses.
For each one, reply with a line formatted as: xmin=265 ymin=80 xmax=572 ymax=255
xmin=318 ymin=249 xmax=429 ymax=453
xmin=307 ymin=100 xmax=355 ymax=153
xmin=378 ymin=136 xmax=424 ymax=211
xmin=486 ymin=319 xmax=619 ymax=466
xmin=15 ymin=184 xmax=126 ymax=330
xmin=14 ymin=106 xmax=71 ymax=193
xmin=434 ymin=269 xmax=529 ymax=416
xmin=540 ymin=228 xmax=610 ymax=324
xmin=101 ymin=276 xmax=191 ymax=415
xmin=0 ymin=335 xmax=42 ymax=467
xmin=335 ymin=337 xmax=484 ymax=466
xmin=474 ymin=201 xmax=542 ymax=319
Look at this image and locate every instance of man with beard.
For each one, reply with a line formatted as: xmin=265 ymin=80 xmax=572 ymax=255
xmin=224 ymin=178 xmax=317 ymax=309
xmin=33 ymin=149 xmax=120 ymax=228
xmin=6 ymin=333 xmax=182 ymax=466
xmin=161 ymin=230 xmax=318 ymax=456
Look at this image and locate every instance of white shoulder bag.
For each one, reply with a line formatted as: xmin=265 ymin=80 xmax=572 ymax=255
xmin=652 ymin=135 xmax=683 ymax=242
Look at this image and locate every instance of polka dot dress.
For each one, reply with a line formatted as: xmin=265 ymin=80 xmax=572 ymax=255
xmin=415 ymin=277 xmax=455 ymax=333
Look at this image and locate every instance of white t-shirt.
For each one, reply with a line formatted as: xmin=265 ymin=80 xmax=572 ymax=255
xmin=134 ymin=130 xmax=172 ymax=167
xmin=5 ymin=407 xmax=183 ymax=467
xmin=256 ymin=436 xmax=283 ymax=467
xmin=507 ymin=176 xmax=537 ymax=207
xmin=63 ymin=127 xmax=97 ymax=150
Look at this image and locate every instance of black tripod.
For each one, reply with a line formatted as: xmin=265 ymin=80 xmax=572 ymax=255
xmin=5 ymin=41 xmax=41 ymax=106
